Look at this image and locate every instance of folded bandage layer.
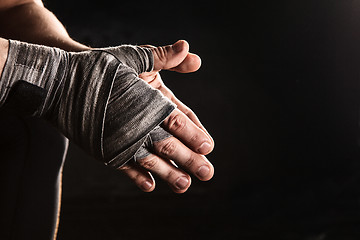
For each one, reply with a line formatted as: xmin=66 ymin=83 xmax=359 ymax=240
xmin=0 ymin=40 xmax=175 ymax=168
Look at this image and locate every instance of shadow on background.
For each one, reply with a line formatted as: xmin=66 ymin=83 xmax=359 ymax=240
xmin=46 ymin=1 xmax=360 ymax=239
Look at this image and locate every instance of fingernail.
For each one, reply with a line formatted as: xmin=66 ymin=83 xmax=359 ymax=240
xmin=175 ymin=177 xmax=189 ymax=190
xmin=141 ymin=181 xmax=153 ymax=191
xmin=198 ymin=142 xmax=212 ymax=154
xmin=196 ymin=165 xmax=210 ymax=179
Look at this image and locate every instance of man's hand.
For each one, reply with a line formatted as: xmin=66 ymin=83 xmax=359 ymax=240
xmin=119 ymin=40 xmax=215 ymax=193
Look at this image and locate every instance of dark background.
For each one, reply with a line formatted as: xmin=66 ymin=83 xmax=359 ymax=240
xmin=46 ymin=1 xmax=360 ymax=239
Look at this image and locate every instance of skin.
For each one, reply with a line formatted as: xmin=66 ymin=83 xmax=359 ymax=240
xmin=0 ymin=1 xmax=215 ymax=193
xmin=126 ymin=40 xmax=215 ymax=193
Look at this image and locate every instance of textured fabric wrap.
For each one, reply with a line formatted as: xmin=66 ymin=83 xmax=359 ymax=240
xmin=0 ymin=40 xmax=175 ymax=167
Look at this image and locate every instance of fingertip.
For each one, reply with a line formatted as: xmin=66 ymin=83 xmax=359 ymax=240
xmin=202 ymin=163 xmax=215 ymax=182
xmin=201 ymin=127 xmax=215 ymax=154
xmin=188 ymin=53 xmax=202 ymax=72
xmin=172 ymin=175 xmax=192 ymax=194
xmin=171 ymin=53 xmax=201 ymax=73
xmin=172 ymin=40 xmax=189 ymax=53
xmin=197 ymin=139 xmax=216 ymax=155
xmin=140 ymin=179 xmax=156 ymax=192
xmin=196 ymin=131 xmax=215 ymax=154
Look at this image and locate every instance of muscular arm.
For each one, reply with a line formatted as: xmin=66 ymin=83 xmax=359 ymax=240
xmin=0 ymin=0 xmax=89 ymax=77
xmin=0 ymin=0 xmax=89 ymax=51
xmin=0 ymin=0 xmax=214 ymax=193
xmin=0 ymin=0 xmax=88 ymax=112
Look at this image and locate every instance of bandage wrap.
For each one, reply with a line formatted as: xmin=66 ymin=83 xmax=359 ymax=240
xmin=0 ymin=40 xmax=175 ymax=168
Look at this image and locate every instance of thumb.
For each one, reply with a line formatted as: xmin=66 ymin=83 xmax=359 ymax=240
xmin=152 ymin=40 xmax=201 ymax=73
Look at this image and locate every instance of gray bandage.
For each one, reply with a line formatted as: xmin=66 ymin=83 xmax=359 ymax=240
xmin=0 ymin=40 xmax=176 ymax=167
xmin=134 ymin=126 xmax=173 ymax=160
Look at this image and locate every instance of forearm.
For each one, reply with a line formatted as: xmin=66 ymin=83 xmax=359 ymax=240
xmin=0 ymin=0 xmax=89 ymax=91
xmin=0 ymin=38 xmax=9 ymax=80
xmin=0 ymin=1 xmax=175 ymax=168
xmin=0 ymin=1 xmax=89 ymax=51
xmin=0 ymin=40 xmax=174 ymax=167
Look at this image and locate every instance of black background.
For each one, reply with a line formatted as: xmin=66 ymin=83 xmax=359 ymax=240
xmin=46 ymin=1 xmax=360 ymax=239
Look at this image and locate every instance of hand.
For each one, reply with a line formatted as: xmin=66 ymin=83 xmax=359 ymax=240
xmin=119 ymin=40 xmax=215 ymax=193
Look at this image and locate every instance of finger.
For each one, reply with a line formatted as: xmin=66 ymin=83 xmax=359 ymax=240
xmin=137 ymin=71 xmax=214 ymax=146
xmin=153 ymin=137 xmax=214 ymax=181
xmin=170 ymin=53 xmax=202 ymax=73
xmin=162 ymin=108 xmax=214 ymax=155
xmin=173 ymin=98 xmax=206 ymax=133
xmin=151 ymin=40 xmax=189 ymax=71
xmin=139 ymin=72 xmax=211 ymax=137
xmin=136 ymin=154 xmax=192 ymax=193
xmin=144 ymin=75 xmax=213 ymax=144
xmin=165 ymin=88 xmax=214 ymax=144
xmin=118 ymin=162 xmax=155 ymax=192
xmin=150 ymin=40 xmax=200 ymax=73
xmin=157 ymin=83 xmax=201 ymax=125
xmin=143 ymin=40 xmax=201 ymax=74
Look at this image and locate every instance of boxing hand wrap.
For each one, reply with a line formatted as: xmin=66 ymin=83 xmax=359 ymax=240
xmin=134 ymin=126 xmax=173 ymax=160
xmin=0 ymin=40 xmax=175 ymax=168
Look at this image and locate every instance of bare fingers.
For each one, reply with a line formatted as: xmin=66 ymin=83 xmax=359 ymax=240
xmin=157 ymin=82 xmax=214 ymax=143
xmin=135 ymin=153 xmax=192 ymax=194
xmin=118 ymin=162 xmax=155 ymax=192
xmin=153 ymin=137 xmax=214 ymax=181
xmin=162 ymin=108 xmax=214 ymax=155
xmin=120 ymin=136 xmax=214 ymax=193
xmin=138 ymin=72 xmax=214 ymax=146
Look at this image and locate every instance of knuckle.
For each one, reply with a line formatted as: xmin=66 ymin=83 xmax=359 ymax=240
xmin=167 ymin=113 xmax=186 ymax=132
xmin=182 ymin=107 xmax=193 ymax=118
xmin=189 ymin=133 xmax=200 ymax=144
xmin=137 ymin=156 xmax=158 ymax=170
xmin=184 ymin=155 xmax=196 ymax=169
xmin=166 ymin=169 xmax=177 ymax=181
xmin=118 ymin=164 xmax=131 ymax=171
xmin=154 ymin=47 xmax=167 ymax=66
xmin=133 ymin=172 xmax=143 ymax=182
xmin=159 ymin=85 xmax=172 ymax=99
xmin=158 ymin=139 xmax=177 ymax=157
